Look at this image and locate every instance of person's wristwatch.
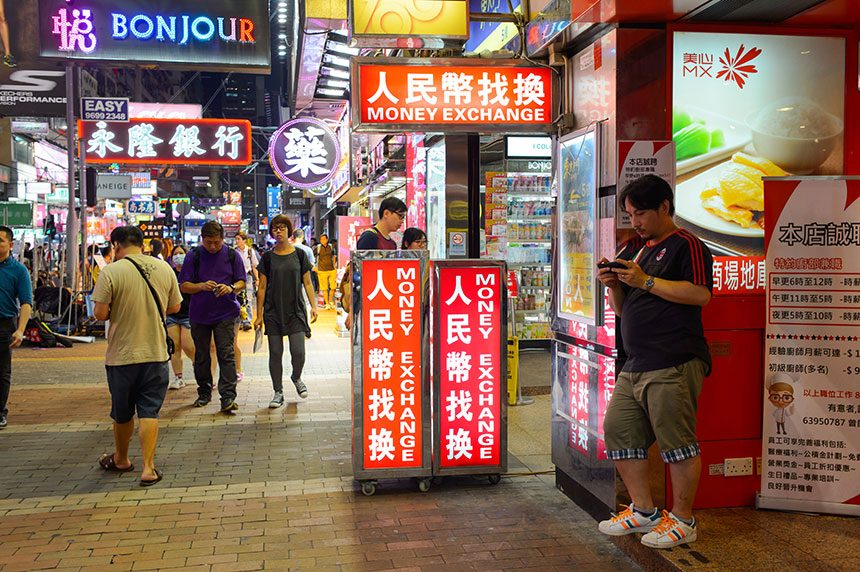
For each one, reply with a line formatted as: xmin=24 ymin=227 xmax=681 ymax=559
xmin=643 ymin=276 xmax=656 ymax=292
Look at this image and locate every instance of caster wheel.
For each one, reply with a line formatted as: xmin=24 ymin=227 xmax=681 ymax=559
xmin=361 ymin=481 xmax=377 ymax=496
xmin=418 ymin=478 xmax=431 ymax=493
xmin=488 ymin=474 xmax=501 ymax=485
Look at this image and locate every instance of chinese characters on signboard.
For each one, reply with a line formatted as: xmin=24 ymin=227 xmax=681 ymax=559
xmin=405 ymin=134 xmax=426 ymax=231
xmin=337 ymin=216 xmax=372 ymax=271
xmin=761 ymin=177 xmax=860 ymax=516
xmin=127 ymin=200 xmax=156 ymax=215
xmin=712 ymin=256 xmax=765 ymax=296
xmin=79 ymin=118 xmax=252 ymax=166
xmin=354 ymin=59 xmax=553 ymax=131
xmin=437 ymin=266 xmax=504 ymax=468
xmin=38 ymin=0 xmax=271 ymax=71
xmin=269 ymin=117 xmax=341 ymax=189
xmin=616 ymin=141 xmax=676 ymax=228
xmin=361 ymin=259 xmax=424 ymax=470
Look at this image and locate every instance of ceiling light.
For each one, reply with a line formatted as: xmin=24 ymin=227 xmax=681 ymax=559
xmin=321 ymin=66 xmax=350 ymax=79
xmin=323 ymin=54 xmax=350 ymax=69
xmin=326 ymin=42 xmax=359 ymax=56
xmin=322 ymin=79 xmax=349 ymax=89
xmin=316 ymin=88 xmax=346 ymax=97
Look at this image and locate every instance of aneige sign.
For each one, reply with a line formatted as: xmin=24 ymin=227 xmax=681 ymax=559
xmin=38 ymin=0 xmax=270 ymax=72
xmin=353 ymin=58 xmax=554 ymax=132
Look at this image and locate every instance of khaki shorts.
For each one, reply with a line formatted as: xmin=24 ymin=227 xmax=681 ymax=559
xmin=318 ymin=270 xmax=338 ymax=291
xmin=604 ymin=358 xmax=705 ymax=464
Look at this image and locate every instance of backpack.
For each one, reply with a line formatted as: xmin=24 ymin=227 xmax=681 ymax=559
xmin=191 ymin=246 xmax=237 ymax=283
xmin=364 ymin=227 xmax=397 ymax=250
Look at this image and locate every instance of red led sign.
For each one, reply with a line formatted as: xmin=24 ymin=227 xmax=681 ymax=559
xmin=361 ymin=259 xmax=424 ymax=470
xmin=78 ymin=118 xmax=252 ymax=166
xmin=354 ymin=59 xmax=553 ymax=132
xmin=437 ymin=266 xmax=504 ymax=468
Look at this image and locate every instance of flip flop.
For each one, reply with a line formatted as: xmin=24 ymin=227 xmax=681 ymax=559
xmin=140 ymin=469 xmax=163 ymax=487
xmin=98 ymin=453 xmax=134 ymax=473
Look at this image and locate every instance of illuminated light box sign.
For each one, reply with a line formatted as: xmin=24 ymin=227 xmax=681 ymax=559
xmin=79 ymin=118 xmax=252 ymax=166
xmin=129 ymin=102 xmax=202 ymax=119
xmin=360 ymin=258 xmax=426 ymax=470
xmin=433 ymin=262 xmax=507 ymax=472
xmin=350 ymin=0 xmax=469 ymax=41
xmin=269 ymin=117 xmax=341 ymax=190
xmin=505 ymin=135 xmax=552 ymax=159
xmin=38 ymin=0 xmax=270 ymax=72
xmin=352 ymin=58 xmax=554 ymax=132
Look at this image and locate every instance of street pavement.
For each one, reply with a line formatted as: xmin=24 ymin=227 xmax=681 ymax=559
xmin=0 ymin=310 xmax=640 ymax=572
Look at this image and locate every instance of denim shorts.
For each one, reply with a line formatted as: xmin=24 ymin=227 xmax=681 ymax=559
xmin=105 ymin=361 xmax=170 ymax=423
xmin=166 ymin=315 xmax=191 ymax=329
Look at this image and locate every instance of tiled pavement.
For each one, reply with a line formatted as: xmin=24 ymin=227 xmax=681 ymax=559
xmin=0 ymin=311 xmax=640 ymax=572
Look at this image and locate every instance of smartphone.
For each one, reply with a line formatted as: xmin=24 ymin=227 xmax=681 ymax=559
xmin=597 ymin=261 xmax=627 ymax=270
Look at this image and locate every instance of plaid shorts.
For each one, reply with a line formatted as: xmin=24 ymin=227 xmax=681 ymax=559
xmin=604 ymin=359 xmax=705 ymax=464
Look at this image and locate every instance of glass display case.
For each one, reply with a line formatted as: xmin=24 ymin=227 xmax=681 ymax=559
xmin=484 ymin=171 xmax=553 ymax=341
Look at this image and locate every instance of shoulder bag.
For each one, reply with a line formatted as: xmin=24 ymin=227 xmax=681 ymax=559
xmin=125 ymin=257 xmax=175 ymax=357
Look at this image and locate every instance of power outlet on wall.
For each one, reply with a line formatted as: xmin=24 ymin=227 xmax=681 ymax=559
xmin=724 ymin=457 xmax=754 ymax=477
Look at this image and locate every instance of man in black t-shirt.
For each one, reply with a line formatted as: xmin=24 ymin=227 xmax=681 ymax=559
xmin=596 ymin=175 xmax=713 ymax=550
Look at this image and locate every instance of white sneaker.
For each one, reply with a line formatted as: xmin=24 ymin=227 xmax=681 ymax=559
xmin=640 ymin=511 xmax=697 ymax=549
xmin=168 ymin=376 xmax=186 ymax=390
xmin=597 ymin=504 xmax=661 ymax=536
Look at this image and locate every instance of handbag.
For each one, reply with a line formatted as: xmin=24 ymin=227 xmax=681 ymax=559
xmin=125 ymin=257 xmax=175 ymax=357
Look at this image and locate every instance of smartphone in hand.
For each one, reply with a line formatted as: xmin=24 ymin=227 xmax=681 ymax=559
xmin=597 ymin=261 xmax=627 ymax=271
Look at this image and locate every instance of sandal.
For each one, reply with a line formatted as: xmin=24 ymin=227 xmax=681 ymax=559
xmin=98 ymin=453 xmax=134 ymax=473
xmin=140 ymin=469 xmax=163 ymax=487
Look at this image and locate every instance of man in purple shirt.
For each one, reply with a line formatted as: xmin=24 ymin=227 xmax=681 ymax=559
xmin=179 ymin=221 xmax=246 ymax=413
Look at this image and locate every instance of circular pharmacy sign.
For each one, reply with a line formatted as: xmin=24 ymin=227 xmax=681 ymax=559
xmin=269 ymin=117 xmax=340 ymax=189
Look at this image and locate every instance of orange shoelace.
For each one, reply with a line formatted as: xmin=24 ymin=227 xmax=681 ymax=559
xmin=650 ymin=510 xmax=678 ymax=535
xmin=609 ymin=505 xmax=636 ymax=523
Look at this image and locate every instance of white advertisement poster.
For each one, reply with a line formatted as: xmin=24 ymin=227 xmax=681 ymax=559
xmin=616 ymin=140 xmax=675 ymax=228
xmin=673 ymin=32 xmax=845 ymax=257
xmin=760 ymin=177 xmax=860 ymax=516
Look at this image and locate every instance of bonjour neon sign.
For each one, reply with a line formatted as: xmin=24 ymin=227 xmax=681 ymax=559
xmin=45 ymin=0 xmax=261 ymax=58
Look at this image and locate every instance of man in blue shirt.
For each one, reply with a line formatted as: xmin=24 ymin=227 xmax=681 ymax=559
xmin=0 ymin=226 xmax=33 ymax=429
xmin=179 ymin=221 xmax=246 ymax=413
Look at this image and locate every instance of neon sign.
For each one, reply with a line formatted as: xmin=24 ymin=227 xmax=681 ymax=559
xmin=269 ymin=118 xmax=342 ymax=190
xmin=111 ymin=14 xmax=255 ymax=45
xmin=79 ymin=118 xmax=252 ymax=166
xmin=39 ymin=0 xmax=271 ymax=72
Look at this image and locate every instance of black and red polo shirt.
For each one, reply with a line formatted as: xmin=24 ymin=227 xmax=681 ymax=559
xmin=617 ymin=229 xmax=713 ymax=375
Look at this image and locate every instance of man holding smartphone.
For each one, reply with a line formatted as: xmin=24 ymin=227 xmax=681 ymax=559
xmin=179 ymin=221 xmax=246 ymax=413
xmin=595 ymin=175 xmax=713 ymax=549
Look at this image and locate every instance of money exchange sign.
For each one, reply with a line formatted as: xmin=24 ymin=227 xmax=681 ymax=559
xmin=437 ymin=265 xmax=505 ymax=468
xmin=361 ymin=259 xmax=424 ymax=470
xmin=79 ymin=118 xmax=252 ymax=166
xmin=353 ymin=59 xmax=553 ymax=132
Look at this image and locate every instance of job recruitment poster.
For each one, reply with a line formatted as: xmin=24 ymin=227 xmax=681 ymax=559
xmin=760 ymin=177 xmax=860 ymax=516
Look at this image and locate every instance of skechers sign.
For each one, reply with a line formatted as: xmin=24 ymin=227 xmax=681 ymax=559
xmin=38 ymin=0 xmax=270 ymax=72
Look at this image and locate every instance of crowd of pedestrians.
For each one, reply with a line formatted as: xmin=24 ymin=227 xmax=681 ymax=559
xmin=1 ymin=205 xmax=427 ymax=487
